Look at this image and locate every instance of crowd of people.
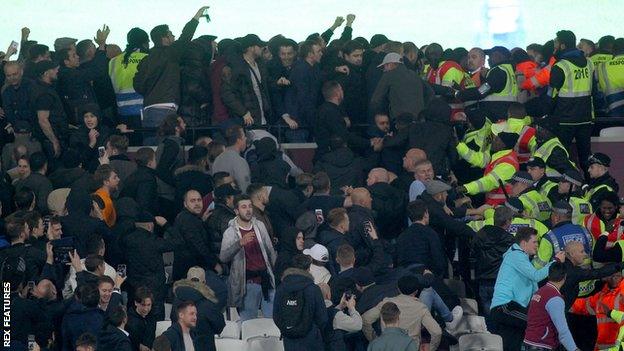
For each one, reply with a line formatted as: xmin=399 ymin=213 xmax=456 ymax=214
xmin=2 ymin=5 xmax=624 ymax=351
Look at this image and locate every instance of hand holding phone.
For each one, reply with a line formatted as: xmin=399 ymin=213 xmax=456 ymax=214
xmin=116 ymin=264 xmax=127 ymax=278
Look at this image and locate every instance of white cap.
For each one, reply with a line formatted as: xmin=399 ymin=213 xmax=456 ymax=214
xmin=377 ymin=52 xmax=403 ymax=67
xmin=303 ymin=244 xmax=329 ymax=262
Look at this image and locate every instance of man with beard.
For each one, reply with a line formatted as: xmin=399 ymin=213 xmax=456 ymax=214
xmin=172 ymin=190 xmax=220 ymax=281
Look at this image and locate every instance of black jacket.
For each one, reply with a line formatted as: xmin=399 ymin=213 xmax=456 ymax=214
xmin=14 ymin=172 xmax=53 ymax=214
xmin=315 ymin=101 xmax=370 ymax=156
xmin=314 ymin=147 xmax=366 ymax=194
xmin=560 ymin=259 xmax=622 ymax=310
xmin=274 ymin=268 xmax=328 ymax=350
xmin=205 ymin=203 xmax=235 ymax=256
xmin=266 ymin=58 xmax=293 ymax=119
xmin=48 ymin=166 xmax=92 ymax=190
xmin=331 ymin=59 xmax=367 ymax=124
xmin=549 ymin=49 xmax=593 ymax=124
xmin=163 ymin=321 xmax=199 ymax=351
xmin=368 ymin=182 xmax=406 ymax=240
xmin=274 ymin=227 xmax=304 ymax=282
xmin=98 ymin=323 xmax=132 ymax=351
xmin=221 ymin=55 xmax=273 ymax=125
xmin=0 ymin=242 xmax=46 ymax=281
xmin=250 ymin=138 xmax=290 ymax=189
xmin=171 ymin=279 xmax=225 ymax=351
xmin=180 ymin=35 xmax=215 ymax=125
xmin=126 ymin=306 xmax=157 ymax=351
xmin=317 ymin=227 xmax=348 ymax=274
xmin=61 ymin=188 xmax=112 ymax=256
xmin=121 ymin=165 xmax=159 ymax=215
xmin=458 ymin=60 xmax=516 ymax=121
xmin=267 ymin=187 xmax=304 ymax=241
xmin=68 ymin=124 xmax=111 ymax=172
xmin=173 ymin=209 xmax=218 ymax=280
xmin=174 ymin=164 xmax=214 ymax=210
xmin=119 ymin=227 xmax=174 ymax=292
xmin=471 ymin=225 xmax=515 ymax=280
xmin=57 ymin=50 xmax=108 ymax=120
xmin=284 ymin=59 xmax=322 ymax=128
xmin=355 ymin=283 xmax=399 ymax=315
xmin=30 ymin=79 xmax=70 ymax=143
xmin=346 ymin=205 xmax=385 ymax=272
xmin=61 ymin=301 xmax=106 ymax=351
xmin=134 ymin=19 xmax=199 ymax=106
xmin=408 ymin=98 xmax=458 ymax=177
xmin=587 ymin=172 xmax=620 ymax=209
xmin=396 ymin=223 xmax=447 ymax=277
xmin=6 ymin=292 xmax=52 ymax=348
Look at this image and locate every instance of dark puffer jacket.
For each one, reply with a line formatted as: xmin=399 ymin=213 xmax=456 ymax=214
xmin=97 ymin=323 xmax=132 ymax=351
xmin=172 ymin=209 xmax=218 ymax=280
xmin=171 ymin=279 xmax=225 ymax=351
xmin=250 ymin=137 xmax=290 ymax=188
xmin=470 ymin=225 xmax=514 ymax=281
xmin=60 ymin=188 xmax=112 ymax=256
xmin=408 ymin=97 xmax=458 ymax=177
xmin=205 ymin=202 xmax=236 ymax=255
xmin=368 ymin=182 xmax=406 ymax=240
xmin=180 ymin=35 xmax=215 ymax=125
xmin=314 ymin=147 xmax=365 ymax=194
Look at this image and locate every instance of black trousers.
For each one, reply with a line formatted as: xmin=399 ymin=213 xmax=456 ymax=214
xmin=491 ymin=301 xmax=528 ymax=351
xmin=567 ymin=312 xmax=597 ymax=351
xmin=556 ymin=123 xmax=593 ymax=173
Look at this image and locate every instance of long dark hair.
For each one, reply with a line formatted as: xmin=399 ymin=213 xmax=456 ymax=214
xmin=123 ymin=27 xmax=149 ymax=67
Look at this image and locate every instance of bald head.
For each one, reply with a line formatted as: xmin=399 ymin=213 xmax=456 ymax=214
xmin=367 ymin=168 xmax=389 ymax=186
xmin=403 ymin=148 xmax=427 ymax=172
xmin=351 ymin=188 xmax=372 ymax=209
xmin=564 ymin=241 xmax=587 ymax=267
xmin=468 ymin=47 xmax=485 ymax=71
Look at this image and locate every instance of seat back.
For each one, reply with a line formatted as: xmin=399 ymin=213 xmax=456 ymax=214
xmin=164 ymin=303 xmax=172 ymax=321
xmin=449 ymin=315 xmax=488 ymax=337
xmin=460 ymin=298 xmax=479 ymax=315
xmin=458 ymin=333 xmax=503 ymax=351
xmin=155 ymin=320 xmax=171 ymax=338
xmin=241 ymin=318 xmax=281 ymax=341
xmin=215 ymin=338 xmax=246 ymax=351
xmin=600 ymin=126 xmax=624 ymax=137
xmin=247 ymin=335 xmax=285 ymax=351
xmin=218 ymin=320 xmax=241 ymax=339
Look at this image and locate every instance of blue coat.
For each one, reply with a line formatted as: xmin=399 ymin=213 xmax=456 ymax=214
xmin=61 ymin=301 xmax=105 ymax=351
xmin=284 ymin=59 xmax=321 ymax=128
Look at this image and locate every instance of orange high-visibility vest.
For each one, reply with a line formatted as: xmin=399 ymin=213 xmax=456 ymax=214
xmin=522 ymin=57 xmax=556 ymax=91
xmin=484 ymin=151 xmax=520 ymax=206
xmin=516 ymin=61 xmax=539 ymax=93
xmin=516 ymin=125 xmax=536 ymax=164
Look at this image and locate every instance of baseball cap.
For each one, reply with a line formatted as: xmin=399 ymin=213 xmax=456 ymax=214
xmin=214 ymin=184 xmax=241 ymax=199
xmin=303 ymin=244 xmax=329 ymax=262
xmin=425 ymin=180 xmax=452 ymax=195
xmin=54 ymin=37 xmax=77 ymax=51
xmin=370 ymin=34 xmax=389 ymax=48
xmin=187 ymin=266 xmax=206 ymax=284
xmin=484 ymin=46 xmax=511 ymax=57
xmin=238 ymin=34 xmax=266 ymax=49
xmin=377 ymin=52 xmax=402 ymax=67
xmin=526 ymin=157 xmax=546 ymax=169
xmin=511 ymin=171 xmax=533 ymax=184
xmin=33 ymin=60 xmax=59 ymax=77
xmin=552 ymin=200 xmax=573 ymax=215
xmin=588 ymin=153 xmax=611 ymax=167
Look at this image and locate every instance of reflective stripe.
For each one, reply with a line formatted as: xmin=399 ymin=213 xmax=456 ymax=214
xmin=609 ymin=100 xmax=624 ymax=111
xmin=554 ymin=59 xmax=593 ymax=99
xmin=557 ymin=91 xmax=592 ymax=97
xmin=449 ymin=103 xmax=464 ymax=109
xmin=529 ymin=75 xmax=540 ymax=87
xmin=546 ymin=231 xmax=561 ymax=253
xmin=482 ymin=64 xmax=518 ymax=103
xmin=486 ymin=193 xmax=507 ymax=200
xmin=586 ymin=298 xmax=596 ymax=315
xmin=475 ymin=179 xmax=486 ymax=193
xmin=117 ymin=98 xmax=143 ymax=107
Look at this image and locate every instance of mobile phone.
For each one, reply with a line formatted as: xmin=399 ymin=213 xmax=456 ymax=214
xmin=51 ymin=237 xmax=74 ymax=264
xmin=27 ymin=334 xmax=35 ymax=350
xmin=10 ymin=41 xmax=19 ymax=50
xmin=117 ymin=264 xmax=127 ymax=278
xmin=315 ymin=209 xmax=324 ymax=224
xmin=27 ymin=281 xmax=35 ymax=290
xmin=344 ymin=289 xmax=353 ymax=300
xmin=98 ymin=146 xmax=106 ymax=158
xmin=202 ymin=8 xmax=211 ymax=22
xmin=43 ymin=215 xmax=50 ymax=234
xmin=364 ymin=221 xmax=373 ymax=236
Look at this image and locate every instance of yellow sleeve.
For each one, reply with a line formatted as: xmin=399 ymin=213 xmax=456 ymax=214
xmin=533 ymin=238 xmax=553 ymax=269
xmin=464 ymin=162 xmax=516 ymax=195
xmin=457 ymin=142 xmax=489 ymax=168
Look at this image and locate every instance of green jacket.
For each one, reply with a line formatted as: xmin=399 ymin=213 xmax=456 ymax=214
xmin=367 ymin=327 xmax=418 ymax=351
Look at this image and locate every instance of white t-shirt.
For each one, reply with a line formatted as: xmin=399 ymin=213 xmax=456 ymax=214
xmin=183 ymin=331 xmax=195 ymax=351
xmin=309 ymin=264 xmax=331 ymax=285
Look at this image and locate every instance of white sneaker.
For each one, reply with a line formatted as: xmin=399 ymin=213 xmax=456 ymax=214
xmin=445 ymin=306 xmax=463 ymax=330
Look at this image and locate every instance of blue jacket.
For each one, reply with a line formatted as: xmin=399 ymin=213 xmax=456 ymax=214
xmin=274 ymin=268 xmax=328 ymax=351
xmin=491 ymin=243 xmax=552 ymax=309
xmin=61 ymin=301 xmax=105 ymax=351
xmin=284 ymin=59 xmax=321 ymax=128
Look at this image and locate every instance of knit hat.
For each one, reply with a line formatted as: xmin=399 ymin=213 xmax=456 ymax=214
xmin=497 ymin=132 xmax=518 ymax=149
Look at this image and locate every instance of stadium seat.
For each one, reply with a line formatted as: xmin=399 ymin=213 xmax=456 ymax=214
xmin=241 ymin=318 xmax=281 ymax=341
xmin=247 ymin=335 xmax=284 ymax=351
xmin=215 ymin=338 xmax=246 ymax=351
xmin=444 ymin=279 xmax=467 ymax=298
xmin=448 ymin=315 xmax=488 ymax=338
xmin=460 ymin=298 xmax=479 ymax=315
xmin=162 ymin=251 xmax=174 ymax=265
xmin=217 ymin=320 xmax=241 ymax=339
xmin=164 ymin=303 xmax=172 ymax=321
xmin=458 ymin=333 xmax=503 ymax=351
xmin=600 ymin=126 xmax=624 ymax=137
xmin=155 ymin=320 xmax=171 ymax=338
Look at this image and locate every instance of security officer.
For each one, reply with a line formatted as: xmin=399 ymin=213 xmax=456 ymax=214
xmin=556 ymin=168 xmax=593 ymax=226
xmin=456 ymin=132 xmax=519 ymax=206
xmin=455 ymin=46 xmax=518 ymax=121
xmin=534 ymin=201 xmax=595 ymax=297
xmin=453 ymin=108 xmax=493 ymax=185
xmin=548 ymin=30 xmax=594 ymax=174
xmin=584 ymin=191 xmax=621 ymax=240
xmin=509 ymin=171 xmax=552 ymax=222
xmin=467 ymin=197 xmax=549 ymax=238
xmin=585 ymin=152 xmax=620 ymax=209
xmin=526 ymin=157 xmax=558 ymax=205
xmin=596 ymin=38 xmax=624 ymax=117
xmin=533 ymin=116 xmax=576 ymax=178
xmin=490 ymin=103 xmax=536 ymax=164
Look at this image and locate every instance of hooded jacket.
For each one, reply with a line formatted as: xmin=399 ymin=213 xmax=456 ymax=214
xmin=172 ymin=209 xmax=218 ymax=281
xmin=97 ymin=323 xmax=132 ymax=351
xmin=180 ymin=35 xmax=215 ymax=125
xmin=205 ymin=202 xmax=236 ymax=256
xmin=250 ymin=137 xmax=290 ymax=188
xmin=274 ymin=227 xmax=303 ymax=282
xmin=219 ymin=217 xmax=276 ymax=308
xmin=174 ymin=164 xmax=214 ymax=210
xmin=317 ymin=227 xmax=348 ymax=274
xmin=171 ymin=278 xmax=225 ymax=351
xmin=121 ymin=165 xmax=159 ymax=215
xmin=48 ymin=166 xmax=92 ymax=190
xmin=408 ymin=97 xmax=458 ymax=177
xmin=61 ymin=301 xmax=105 ymax=351
xmin=314 ymin=147 xmax=365 ymax=194
xmin=126 ymin=306 xmax=156 ymax=351
xmin=368 ymin=182 xmax=407 ymax=240
xmin=274 ymin=268 xmax=328 ymax=351
xmin=60 ymin=188 xmax=112 ymax=256
xmin=120 ymin=226 xmax=174 ymax=292
xmin=68 ymin=123 xmax=111 ymax=172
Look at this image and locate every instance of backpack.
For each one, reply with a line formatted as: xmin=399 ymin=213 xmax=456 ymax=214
xmin=274 ymin=289 xmax=312 ymax=338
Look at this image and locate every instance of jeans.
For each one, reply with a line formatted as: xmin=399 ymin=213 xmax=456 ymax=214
xmin=419 ymin=287 xmax=453 ymax=322
xmin=142 ymin=106 xmax=176 ymax=145
xmin=239 ymin=282 xmax=274 ymax=321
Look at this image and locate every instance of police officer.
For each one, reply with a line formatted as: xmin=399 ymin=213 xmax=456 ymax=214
xmin=585 ymin=152 xmax=620 ymax=209
xmin=509 ymin=171 xmax=552 ymax=222
xmin=533 ymin=116 xmax=576 ymax=178
xmin=455 ymin=46 xmax=518 ymax=121
xmin=548 ymin=30 xmax=594 ymax=174
xmin=596 ymin=38 xmax=624 ymax=117
xmin=556 ymin=168 xmax=592 ymax=226
xmin=526 ymin=157 xmax=558 ymax=205
xmin=467 ymin=197 xmax=549 ymax=239
xmin=534 ymin=201 xmax=593 ymax=280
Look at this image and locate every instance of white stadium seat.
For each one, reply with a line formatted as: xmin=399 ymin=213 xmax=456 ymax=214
xmin=155 ymin=320 xmax=171 ymax=338
xmin=458 ymin=333 xmax=504 ymax=351
xmin=241 ymin=318 xmax=281 ymax=341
